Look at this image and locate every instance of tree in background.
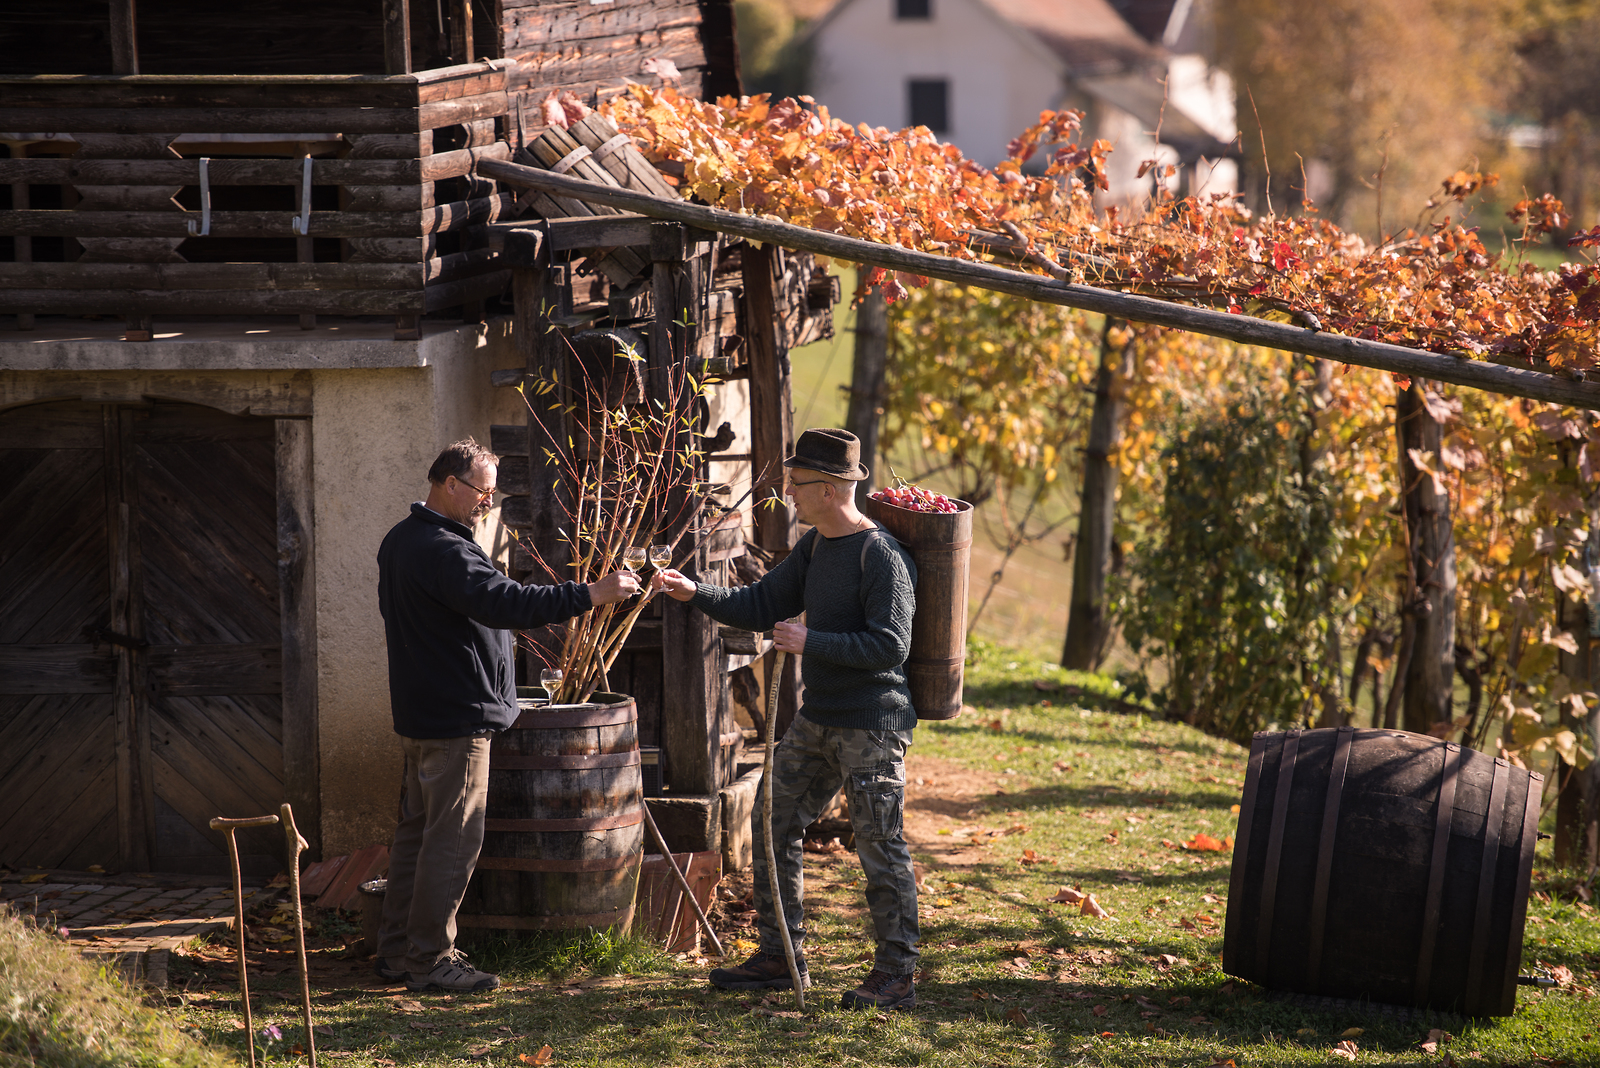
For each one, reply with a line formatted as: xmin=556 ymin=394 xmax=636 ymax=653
xmin=1213 ymin=0 xmax=1514 ymax=235
xmin=1511 ymin=0 xmax=1600 ymax=246
xmin=734 ymin=0 xmax=812 ymax=99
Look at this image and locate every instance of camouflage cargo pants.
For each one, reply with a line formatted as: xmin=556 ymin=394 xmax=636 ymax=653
xmin=752 ymin=715 xmax=919 ymax=974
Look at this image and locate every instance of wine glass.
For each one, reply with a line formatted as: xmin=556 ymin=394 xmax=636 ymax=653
xmin=623 ymin=546 xmax=647 ymax=573
xmin=649 ymin=543 xmax=671 ymax=570
xmin=540 ymin=667 xmax=563 ymax=701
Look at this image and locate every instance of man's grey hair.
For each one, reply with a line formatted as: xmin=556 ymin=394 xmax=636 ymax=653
xmin=427 ymin=438 xmax=499 ymax=485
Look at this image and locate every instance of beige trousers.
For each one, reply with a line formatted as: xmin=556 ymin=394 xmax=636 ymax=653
xmin=376 ymin=733 xmax=492 ymax=975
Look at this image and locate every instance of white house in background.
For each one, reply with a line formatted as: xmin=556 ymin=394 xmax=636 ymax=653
xmin=805 ymin=0 xmax=1237 ymax=204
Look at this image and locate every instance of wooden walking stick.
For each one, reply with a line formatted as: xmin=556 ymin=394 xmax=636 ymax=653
xmin=210 ymin=814 xmax=281 ymax=1068
xmin=762 ymin=649 xmax=805 ymax=1009
xmin=279 ymin=803 xmax=317 ymax=1068
xmin=639 ymin=801 xmax=724 ymax=957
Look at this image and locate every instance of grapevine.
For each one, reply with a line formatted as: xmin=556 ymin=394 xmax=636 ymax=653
xmin=602 ymin=86 xmax=1600 ymax=372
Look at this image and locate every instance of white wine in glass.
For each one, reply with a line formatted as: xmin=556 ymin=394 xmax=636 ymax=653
xmin=540 ymin=667 xmax=563 ymax=700
xmin=623 ymin=546 xmax=647 ymax=572
xmin=649 ymin=543 xmax=671 ymax=569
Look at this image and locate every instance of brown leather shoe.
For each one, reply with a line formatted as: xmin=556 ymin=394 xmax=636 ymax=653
xmin=708 ymin=950 xmax=810 ymax=990
xmin=840 ymin=969 xmax=916 ymax=1010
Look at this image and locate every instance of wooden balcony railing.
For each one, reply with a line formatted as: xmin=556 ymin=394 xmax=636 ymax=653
xmin=0 ymin=60 xmax=516 ymax=339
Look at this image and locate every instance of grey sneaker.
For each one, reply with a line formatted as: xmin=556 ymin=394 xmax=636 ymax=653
xmin=840 ymin=969 xmax=915 ymax=1010
xmin=374 ymin=957 xmax=406 ymax=984
xmin=708 ymin=950 xmax=810 ymax=990
xmin=405 ymin=950 xmax=500 ymax=992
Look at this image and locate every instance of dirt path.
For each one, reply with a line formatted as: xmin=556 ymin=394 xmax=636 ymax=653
xmin=903 ymin=753 xmax=1008 ymax=868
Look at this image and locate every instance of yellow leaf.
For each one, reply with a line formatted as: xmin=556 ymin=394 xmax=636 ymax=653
xmin=22 ymin=873 xmax=48 ymax=884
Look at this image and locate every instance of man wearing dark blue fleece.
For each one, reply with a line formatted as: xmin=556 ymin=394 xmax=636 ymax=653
xmin=375 ymin=438 xmax=638 ymax=993
xmin=652 ymin=428 xmax=920 ymax=1011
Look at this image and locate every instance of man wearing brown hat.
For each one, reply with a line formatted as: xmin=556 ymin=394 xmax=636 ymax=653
xmin=652 ymin=428 xmax=920 ymax=1010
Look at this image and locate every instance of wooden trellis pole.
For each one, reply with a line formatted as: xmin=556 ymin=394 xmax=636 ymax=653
xmin=476 ymin=158 xmax=1600 ymax=411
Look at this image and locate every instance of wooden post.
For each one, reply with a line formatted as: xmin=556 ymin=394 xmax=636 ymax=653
xmin=1395 ymin=381 xmax=1457 ymax=734
xmin=109 ymin=0 xmax=138 ymax=75
xmin=1062 ymin=317 xmax=1133 ymax=671
xmin=652 ymin=227 xmax=727 ymax=794
xmin=277 ymin=419 xmax=321 ymax=859
xmin=741 ymin=243 xmax=797 ymax=553
xmin=844 ymin=288 xmax=887 ymax=496
xmin=383 ymin=0 xmax=412 ymax=76
xmin=450 ymin=0 xmax=474 ymax=64
xmin=516 ymin=252 xmax=573 ymax=673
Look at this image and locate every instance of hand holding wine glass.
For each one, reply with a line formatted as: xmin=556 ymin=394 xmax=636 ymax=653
xmin=649 ymin=543 xmax=671 ymax=570
xmin=623 ymin=546 xmax=647 ymax=573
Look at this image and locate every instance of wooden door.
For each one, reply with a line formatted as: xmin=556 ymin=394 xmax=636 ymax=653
xmin=0 ymin=400 xmax=287 ymax=875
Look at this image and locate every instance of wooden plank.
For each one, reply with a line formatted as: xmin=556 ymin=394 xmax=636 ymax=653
xmin=144 ymin=645 xmax=283 ymax=696
xmin=0 ymin=289 xmax=424 ymax=316
xmin=276 ymin=420 xmax=318 ymax=858
xmin=490 ymin=423 xmax=530 ymax=457
xmin=422 ymin=270 xmax=512 ymax=313
xmin=1 ymin=95 xmax=504 ymax=138
xmin=481 ymin=160 xmax=1600 ymax=412
xmin=0 ymin=646 xmax=117 ymax=695
xmin=0 ymin=76 xmax=425 ymax=110
xmin=0 ymin=262 xmax=424 ymax=291
xmin=543 ymin=214 xmax=654 ymax=253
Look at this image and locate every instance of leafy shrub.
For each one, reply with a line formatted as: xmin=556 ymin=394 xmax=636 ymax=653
xmin=1118 ymin=379 xmax=1340 ymax=741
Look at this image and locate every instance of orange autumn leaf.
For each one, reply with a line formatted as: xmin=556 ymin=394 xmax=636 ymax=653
xmin=519 ymin=1046 xmax=554 ymax=1066
xmin=1080 ymin=893 xmax=1110 ymax=918
xmin=1181 ymin=832 xmax=1233 ymax=852
xmin=1049 ymin=886 xmax=1087 ymax=905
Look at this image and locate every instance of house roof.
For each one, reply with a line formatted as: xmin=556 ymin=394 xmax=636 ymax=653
xmin=979 ymin=0 xmax=1158 ymax=75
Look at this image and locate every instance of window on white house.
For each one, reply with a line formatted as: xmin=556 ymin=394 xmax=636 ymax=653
xmin=896 ymin=0 xmax=931 ymax=19
xmin=908 ymin=78 xmax=948 ymax=132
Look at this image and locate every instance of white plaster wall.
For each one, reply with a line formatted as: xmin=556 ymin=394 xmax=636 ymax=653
xmin=810 ymin=0 xmax=1063 ymax=167
xmin=313 ymin=318 xmax=525 ymax=857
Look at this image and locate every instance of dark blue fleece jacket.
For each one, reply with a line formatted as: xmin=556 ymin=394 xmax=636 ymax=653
xmin=377 ymin=503 xmax=591 ymax=738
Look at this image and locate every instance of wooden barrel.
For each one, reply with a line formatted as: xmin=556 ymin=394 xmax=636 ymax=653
xmin=1222 ymin=727 xmax=1544 ymax=1016
xmin=456 ymin=692 xmax=643 ymax=936
xmin=859 ymin=496 xmax=973 ymax=720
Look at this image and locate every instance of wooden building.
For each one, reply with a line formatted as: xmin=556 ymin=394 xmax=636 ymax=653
xmin=0 ymin=0 xmax=826 ymax=877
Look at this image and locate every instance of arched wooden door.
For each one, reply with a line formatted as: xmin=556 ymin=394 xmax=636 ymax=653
xmin=0 ymin=400 xmax=289 ymax=875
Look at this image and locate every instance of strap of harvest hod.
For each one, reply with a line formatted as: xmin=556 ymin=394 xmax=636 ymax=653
xmin=1254 ymin=729 xmax=1301 ymax=978
xmin=1465 ymin=756 xmax=1510 ymax=1005
xmin=1414 ymin=742 xmax=1462 ymax=1003
xmin=1305 ymin=725 xmax=1355 ymax=991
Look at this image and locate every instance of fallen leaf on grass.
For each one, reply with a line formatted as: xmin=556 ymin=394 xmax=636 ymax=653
xmin=1340 ymin=1027 xmax=1364 ymax=1038
xmin=467 ymin=1045 xmax=492 ymax=1059
xmin=519 ymin=1046 xmax=554 ymax=1066
xmin=1092 ymin=1004 xmax=1108 ymax=1017
xmin=314 ymin=1025 xmax=334 ymax=1036
xmin=408 ymin=1020 xmax=439 ymax=1031
xmin=1204 ymin=1060 xmax=1237 ymax=1068
xmin=1420 ymin=1028 xmax=1451 ymax=1053
xmin=1019 ymin=849 xmax=1045 ymax=865
xmin=1080 ymin=894 xmax=1110 ymax=918
xmin=393 ymin=999 xmax=424 ymax=1013
xmin=1049 ymin=886 xmax=1087 ymax=905
xmin=1189 ymin=1015 xmax=1211 ymax=1024
xmin=1181 ymin=833 xmax=1233 ymax=852
xmin=1157 ymin=956 xmax=1185 ymax=969
xmin=1330 ymin=1039 xmax=1359 ymax=1060
xmin=1004 ymin=1007 xmax=1029 ymax=1026
xmin=373 ymin=1060 xmax=396 ymax=1067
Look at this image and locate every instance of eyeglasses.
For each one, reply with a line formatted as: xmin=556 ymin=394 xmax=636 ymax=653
xmin=455 ymin=475 xmax=497 ymax=498
xmin=789 ymin=479 xmax=830 ymax=489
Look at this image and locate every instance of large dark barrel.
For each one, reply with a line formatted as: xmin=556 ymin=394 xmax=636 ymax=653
xmin=1222 ymin=727 xmax=1544 ymax=1016
xmin=456 ymin=692 xmax=643 ymax=936
xmin=859 ymin=495 xmax=973 ymax=719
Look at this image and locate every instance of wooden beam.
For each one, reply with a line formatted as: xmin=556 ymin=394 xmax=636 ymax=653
xmin=476 ymin=160 xmax=1600 ymax=411
xmin=0 ymin=94 xmax=505 ymax=136
xmin=384 ymin=0 xmax=412 ymax=76
xmin=0 ymin=193 xmax=516 ymax=238
xmin=109 ymin=0 xmax=138 ymax=75
xmin=0 ymin=145 xmax=511 ymax=189
xmin=276 ymin=420 xmax=320 ymax=860
xmin=0 ymin=289 xmax=427 ymax=315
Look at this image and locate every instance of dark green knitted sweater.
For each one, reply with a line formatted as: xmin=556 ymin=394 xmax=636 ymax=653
xmin=691 ymin=525 xmax=918 ymax=731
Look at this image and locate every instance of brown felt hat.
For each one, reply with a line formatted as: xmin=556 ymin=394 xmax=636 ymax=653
xmin=783 ymin=428 xmax=870 ymax=481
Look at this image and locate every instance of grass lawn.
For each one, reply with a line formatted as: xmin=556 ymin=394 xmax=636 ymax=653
xmin=19 ymin=642 xmax=1594 ymax=1067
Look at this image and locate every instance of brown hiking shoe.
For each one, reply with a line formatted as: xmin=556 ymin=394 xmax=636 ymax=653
xmin=708 ymin=950 xmax=810 ymax=990
xmin=840 ymin=969 xmax=916 ymax=1010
